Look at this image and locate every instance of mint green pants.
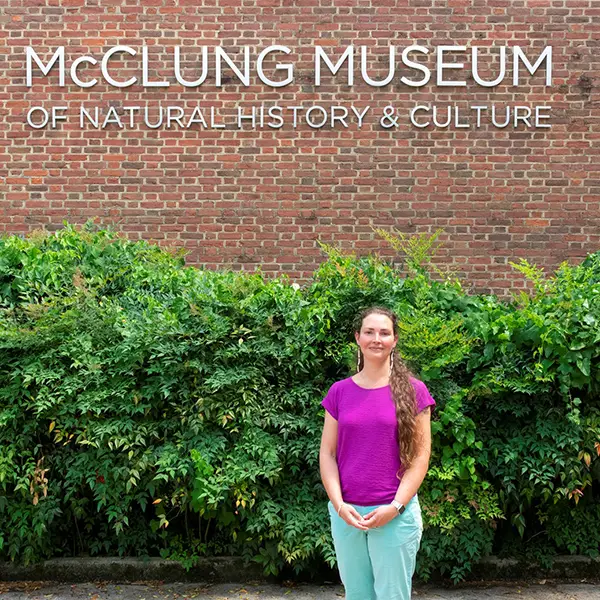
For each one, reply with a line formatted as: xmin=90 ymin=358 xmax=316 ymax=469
xmin=328 ymin=496 xmax=423 ymax=600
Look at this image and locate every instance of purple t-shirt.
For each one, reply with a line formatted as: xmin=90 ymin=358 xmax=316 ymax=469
xmin=321 ymin=376 xmax=435 ymax=506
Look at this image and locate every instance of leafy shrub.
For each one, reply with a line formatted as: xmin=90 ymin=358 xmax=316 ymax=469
xmin=0 ymin=224 xmax=598 ymax=582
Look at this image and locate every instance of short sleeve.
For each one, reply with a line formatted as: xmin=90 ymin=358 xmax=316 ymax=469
xmin=321 ymin=382 xmax=339 ymax=420
xmin=413 ymin=379 xmax=436 ymax=414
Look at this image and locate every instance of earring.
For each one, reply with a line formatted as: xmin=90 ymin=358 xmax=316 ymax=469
xmin=357 ymin=348 xmax=361 ymax=372
xmin=390 ymin=350 xmax=395 ymax=370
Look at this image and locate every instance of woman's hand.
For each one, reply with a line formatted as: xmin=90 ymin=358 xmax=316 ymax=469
xmin=339 ymin=503 xmax=369 ymax=531
xmin=363 ymin=504 xmax=398 ymax=529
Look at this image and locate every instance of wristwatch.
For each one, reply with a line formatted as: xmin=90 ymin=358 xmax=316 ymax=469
xmin=391 ymin=500 xmax=406 ymax=515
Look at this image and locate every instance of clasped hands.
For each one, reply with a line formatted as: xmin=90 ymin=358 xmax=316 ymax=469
xmin=339 ymin=503 xmax=398 ymax=530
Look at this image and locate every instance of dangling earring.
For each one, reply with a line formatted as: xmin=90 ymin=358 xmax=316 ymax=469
xmin=390 ymin=349 xmax=395 ymax=370
xmin=357 ymin=348 xmax=361 ymax=372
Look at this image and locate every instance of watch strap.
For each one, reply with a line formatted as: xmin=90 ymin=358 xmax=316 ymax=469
xmin=391 ymin=500 xmax=405 ymax=515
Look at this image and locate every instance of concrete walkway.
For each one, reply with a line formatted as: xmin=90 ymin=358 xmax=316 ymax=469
xmin=0 ymin=581 xmax=599 ymax=600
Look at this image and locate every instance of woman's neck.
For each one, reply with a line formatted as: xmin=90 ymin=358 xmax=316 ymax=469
xmin=354 ymin=361 xmax=391 ymax=387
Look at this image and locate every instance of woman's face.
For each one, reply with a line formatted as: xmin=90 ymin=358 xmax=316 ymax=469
xmin=355 ymin=313 xmax=397 ymax=364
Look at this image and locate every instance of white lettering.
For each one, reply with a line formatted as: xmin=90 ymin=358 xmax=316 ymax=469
xmin=71 ymin=55 xmax=97 ymax=88
xmin=472 ymin=46 xmax=506 ymax=87
xmin=315 ymin=46 xmax=354 ymax=86
xmin=174 ymin=46 xmax=208 ymax=87
xmin=101 ymin=46 xmax=137 ymax=88
xmin=535 ymin=105 xmax=551 ymax=128
xmin=142 ymin=46 xmax=169 ymax=87
xmin=360 ymin=46 xmax=395 ymax=87
xmin=410 ymin=105 xmax=430 ymax=128
xmin=513 ymin=46 xmax=552 ymax=86
xmin=437 ymin=46 xmax=466 ymax=86
xmin=400 ymin=45 xmax=431 ymax=87
xmin=216 ymin=46 xmax=250 ymax=86
xmin=351 ymin=105 xmax=370 ymax=128
xmin=256 ymin=45 xmax=293 ymax=87
xmin=26 ymin=47 xmax=64 ymax=87
xmin=26 ymin=106 xmax=49 ymax=128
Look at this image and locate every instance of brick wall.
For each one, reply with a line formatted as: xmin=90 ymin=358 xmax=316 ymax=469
xmin=1 ymin=0 xmax=599 ymax=295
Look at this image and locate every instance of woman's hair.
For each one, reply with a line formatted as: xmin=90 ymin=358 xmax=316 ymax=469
xmin=354 ymin=306 xmax=418 ymax=470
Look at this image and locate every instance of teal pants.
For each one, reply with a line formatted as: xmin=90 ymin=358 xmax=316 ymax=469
xmin=328 ymin=496 xmax=423 ymax=600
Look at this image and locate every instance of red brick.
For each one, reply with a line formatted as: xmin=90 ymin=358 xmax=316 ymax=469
xmin=1 ymin=2 xmax=598 ymax=297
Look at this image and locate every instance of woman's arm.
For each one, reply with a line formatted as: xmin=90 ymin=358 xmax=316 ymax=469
xmin=319 ymin=412 xmax=344 ymax=511
xmin=393 ymin=406 xmax=432 ymax=506
xmin=319 ymin=412 xmax=368 ymax=530
xmin=363 ymin=406 xmax=432 ymax=528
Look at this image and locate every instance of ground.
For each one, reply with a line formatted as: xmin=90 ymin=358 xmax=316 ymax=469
xmin=0 ymin=581 xmax=599 ymax=600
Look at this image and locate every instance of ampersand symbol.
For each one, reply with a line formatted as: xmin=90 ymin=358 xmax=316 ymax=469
xmin=380 ymin=106 xmax=399 ymax=129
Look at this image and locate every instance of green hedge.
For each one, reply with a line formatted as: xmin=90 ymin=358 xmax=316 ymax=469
xmin=0 ymin=224 xmax=598 ymax=582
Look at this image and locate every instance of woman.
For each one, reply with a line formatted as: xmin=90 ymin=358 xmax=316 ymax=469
xmin=319 ymin=306 xmax=435 ymax=600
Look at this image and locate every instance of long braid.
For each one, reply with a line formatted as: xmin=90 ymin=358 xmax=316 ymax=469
xmin=389 ymin=346 xmax=417 ymax=470
xmin=355 ymin=306 xmax=418 ymax=470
